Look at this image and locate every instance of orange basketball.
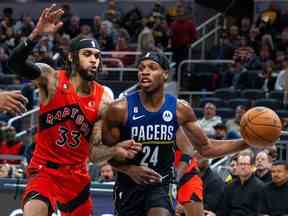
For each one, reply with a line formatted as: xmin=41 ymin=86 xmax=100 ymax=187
xmin=240 ymin=107 xmax=282 ymax=148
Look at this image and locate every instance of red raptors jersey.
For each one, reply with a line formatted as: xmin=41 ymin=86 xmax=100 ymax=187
xmin=30 ymin=70 xmax=104 ymax=168
xmin=175 ymin=149 xmax=198 ymax=173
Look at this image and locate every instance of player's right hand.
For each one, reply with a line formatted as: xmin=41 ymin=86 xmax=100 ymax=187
xmin=0 ymin=91 xmax=28 ymax=115
xmin=114 ymin=139 xmax=142 ymax=160
xmin=31 ymin=4 xmax=64 ymax=37
xmin=125 ymin=165 xmax=162 ymax=185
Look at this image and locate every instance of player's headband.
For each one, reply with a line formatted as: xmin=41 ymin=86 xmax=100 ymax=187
xmin=69 ymin=38 xmax=100 ymax=52
xmin=138 ymin=52 xmax=170 ymax=71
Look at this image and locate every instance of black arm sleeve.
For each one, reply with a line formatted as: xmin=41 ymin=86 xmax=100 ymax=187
xmin=7 ymin=38 xmax=41 ymax=80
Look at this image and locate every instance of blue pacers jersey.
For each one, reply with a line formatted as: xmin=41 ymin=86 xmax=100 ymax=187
xmin=119 ymin=91 xmax=179 ymax=185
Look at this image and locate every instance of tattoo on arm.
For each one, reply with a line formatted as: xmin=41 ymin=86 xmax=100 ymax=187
xmin=89 ymin=89 xmax=115 ymax=163
xmin=89 ymin=119 xmax=116 ymax=163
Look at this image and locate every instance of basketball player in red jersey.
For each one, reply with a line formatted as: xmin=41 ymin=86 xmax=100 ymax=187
xmin=175 ymin=130 xmax=204 ymax=216
xmin=7 ymin=4 xmax=141 ymax=216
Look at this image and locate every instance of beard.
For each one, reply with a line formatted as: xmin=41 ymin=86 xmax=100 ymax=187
xmin=77 ymin=65 xmax=97 ymax=81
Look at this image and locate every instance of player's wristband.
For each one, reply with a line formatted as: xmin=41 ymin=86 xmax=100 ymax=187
xmin=180 ymin=154 xmax=192 ymax=163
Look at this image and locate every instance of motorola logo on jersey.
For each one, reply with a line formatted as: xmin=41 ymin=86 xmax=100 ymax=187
xmin=162 ymin=110 xmax=173 ymax=122
xmin=131 ymin=125 xmax=174 ymax=142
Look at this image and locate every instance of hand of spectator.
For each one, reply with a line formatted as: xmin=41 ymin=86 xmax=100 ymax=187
xmin=0 ymin=90 xmax=28 ymax=115
xmin=30 ymin=4 xmax=64 ymax=39
xmin=124 ymin=165 xmax=162 ymax=185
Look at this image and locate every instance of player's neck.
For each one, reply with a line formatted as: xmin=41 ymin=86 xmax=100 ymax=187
xmin=71 ymin=75 xmax=92 ymax=96
xmin=139 ymin=89 xmax=165 ymax=112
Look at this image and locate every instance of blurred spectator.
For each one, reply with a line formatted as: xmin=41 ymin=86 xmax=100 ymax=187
xmin=255 ymin=151 xmax=272 ymax=183
xmin=225 ymin=25 xmax=241 ymax=51
xmin=225 ymin=156 xmax=238 ymax=184
xmin=197 ymin=103 xmax=222 ymax=137
xmin=226 ymin=105 xmax=247 ymax=134
xmin=120 ymin=7 xmax=143 ymax=42
xmin=240 ymin=17 xmax=252 ymax=37
xmin=0 ymin=126 xmax=24 ymax=164
xmin=61 ymin=3 xmax=73 ymax=33
xmin=80 ymin=24 xmax=93 ymax=38
xmin=166 ymin=0 xmax=185 ymax=23
xmin=137 ymin=16 xmax=159 ymax=55
xmin=208 ymin=37 xmax=234 ymax=60
xmin=258 ymin=60 xmax=277 ymax=92
xmin=276 ymin=29 xmax=288 ymax=54
xmin=152 ymin=14 xmax=170 ymax=50
xmin=275 ymin=56 xmax=288 ymax=90
xmin=213 ymin=123 xmax=240 ymax=140
xmin=170 ymin=4 xmax=197 ymax=69
xmin=103 ymin=0 xmax=122 ymax=26
xmin=233 ymin=36 xmax=255 ymax=66
xmin=260 ymin=160 xmax=288 ymax=215
xmin=92 ymin=16 xmax=102 ymax=40
xmin=197 ymin=154 xmax=225 ymax=216
xmin=248 ymin=27 xmax=261 ymax=53
xmin=220 ymin=150 xmax=264 ymax=216
xmin=13 ymin=14 xmax=34 ymax=37
xmin=98 ymin=162 xmax=115 ymax=183
xmin=274 ymin=50 xmax=286 ymax=71
xmin=222 ymin=62 xmax=247 ymax=88
xmin=99 ymin=20 xmax=115 ymax=51
xmin=110 ymin=28 xmax=135 ymax=67
xmin=65 ymin=15 xmax=81 ymax=38
xmin=0 ymin=46 xmax=8 ymax=74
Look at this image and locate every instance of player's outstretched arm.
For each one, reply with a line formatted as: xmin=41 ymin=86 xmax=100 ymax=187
xmin=89 ymin=93 xmax=141 ymax=163
xmin=177 ymin=100 xmax=249 ymax=158
xmin=7 ymin=4 xmax=63 ymax=83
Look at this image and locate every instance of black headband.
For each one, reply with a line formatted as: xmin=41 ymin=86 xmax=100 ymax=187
xmin=138 ymin=52 xmax=170 ymax=71
xmin=69 ymin=38 xmax=100 ymax=52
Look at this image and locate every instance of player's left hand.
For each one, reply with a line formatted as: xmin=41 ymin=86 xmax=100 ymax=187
xmin=114 ymin=139 xmax=142 ymax=160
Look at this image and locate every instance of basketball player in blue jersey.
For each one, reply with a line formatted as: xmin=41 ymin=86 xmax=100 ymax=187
xmin=102 ymin=52 xmax=250 ymax=216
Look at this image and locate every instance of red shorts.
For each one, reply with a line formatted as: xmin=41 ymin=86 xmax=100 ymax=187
xmin=23 ymin=164 xmax=92 ymax=216
xmin=177 ymin=173 xmax=203 ymax=204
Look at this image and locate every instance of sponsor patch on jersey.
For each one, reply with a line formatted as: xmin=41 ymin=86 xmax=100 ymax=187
xmin=162 ymin=110 xmax=173 ymax=122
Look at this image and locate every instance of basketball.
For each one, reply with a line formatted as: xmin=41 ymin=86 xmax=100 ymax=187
xmin=240 ymin=107 xmax=282 ymax=148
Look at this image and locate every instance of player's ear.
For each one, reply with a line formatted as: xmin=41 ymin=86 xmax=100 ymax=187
xmin=163 ymin=70 xmax=169 ymax=81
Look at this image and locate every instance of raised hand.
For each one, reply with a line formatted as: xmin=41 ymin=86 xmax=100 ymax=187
xmin=0 ymin=90 xmax=28 ymax=115
xmin=30 ymin=4 xmax=64 ymax=38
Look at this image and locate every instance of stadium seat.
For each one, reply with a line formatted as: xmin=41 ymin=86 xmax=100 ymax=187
xmin=227 ymin=98 xmax=251 ymax=109
xmin=199 ymin=97 xmax=225 ymax=108
xmin=216 ymin=108 xmax=235 ymax=120
xmin=254 ymin=98 xmax=282 ymax=110
xmin=276 ymin=110 xmax=288 ymax=118
xmin=269 ymin=90 xmax=284 ymax=100
xmin=241 ymin=89 xmax=266 ymax=100
xmin=214 ymin=88 xmax=238 ymax=100
xmin=197 ymin=72 xmax=215 ymax=91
